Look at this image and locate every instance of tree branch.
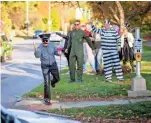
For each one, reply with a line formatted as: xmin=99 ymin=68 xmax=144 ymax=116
xmin=109 ymin=6 xmax=120 ymax=23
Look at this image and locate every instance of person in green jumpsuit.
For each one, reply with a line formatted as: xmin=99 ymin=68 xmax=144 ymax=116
xmin=66 ymin=20 xmax=95 ymax=82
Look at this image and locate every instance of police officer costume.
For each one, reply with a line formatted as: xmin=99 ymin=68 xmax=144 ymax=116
xmin=34 ymin=33 xmax=60 ymax=105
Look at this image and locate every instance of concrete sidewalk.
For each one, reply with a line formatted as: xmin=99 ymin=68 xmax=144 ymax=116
xmin=13 ymin=97 xmax=151 ymax=111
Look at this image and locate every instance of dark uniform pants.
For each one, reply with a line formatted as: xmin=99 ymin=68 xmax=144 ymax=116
xmin=41 ymin=62 xmax=60 ymax=100
xmin=69 ymin=53 xmax=84 ymax=81
xmin=64 ymin=48 xmax=71 ymax=66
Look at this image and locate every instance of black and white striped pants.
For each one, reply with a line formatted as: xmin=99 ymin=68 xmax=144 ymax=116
xmin=103 ymin=51 xmax=123 ymax=81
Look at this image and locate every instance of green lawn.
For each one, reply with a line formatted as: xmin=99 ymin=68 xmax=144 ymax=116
xmin=48 ymin=101 xmax=151 ymax=120
xmin=24 ymin=45 xmax=151 ymax=101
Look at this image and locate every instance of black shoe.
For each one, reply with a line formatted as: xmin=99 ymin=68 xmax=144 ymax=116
xmin=96 ymin=70 xmax=103 ymax=76
xmin=51 ymin=83 xmax=55 ymax=88
xmin=68 ymin=79 xmax=75 ymax=83
xmin=77 ymin=80 xmax=84 ymax=82
xmin=118 ymin=79 xmax=124 ymax=83
xmin=106 ymin=79 xmax=112 ymax=83
xmin=44 ymin=99 xmax=52 ymax=105
xmin=96 ymin=70 xmax=100 ymax=74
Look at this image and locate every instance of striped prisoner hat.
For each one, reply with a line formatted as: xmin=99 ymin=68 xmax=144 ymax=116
xmin=105 ymin=19 xmax=111 ymax=24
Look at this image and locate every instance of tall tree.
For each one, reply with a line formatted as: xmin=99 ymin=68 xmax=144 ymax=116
xmin=88 ymin=1 xmax=151 ymax=32
xmin=115 ymin=1 xmax=125 ymax=32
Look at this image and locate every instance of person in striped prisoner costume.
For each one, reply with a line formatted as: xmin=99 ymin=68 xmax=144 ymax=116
xmin=90 ymin=19 xmax=124 ymax=82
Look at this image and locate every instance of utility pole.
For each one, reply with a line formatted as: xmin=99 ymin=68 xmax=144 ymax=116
xmin=88 ymin=9 xmax=91 ymax=20
xmin=48 ymin=1 xmax=51 ymax=32
xmin=25 ymin=0 xmax=29 ymax=36
xmin=128 ymin=28 xmax=151 ymax=97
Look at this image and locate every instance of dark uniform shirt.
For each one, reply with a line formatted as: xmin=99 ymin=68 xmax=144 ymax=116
xmin=34 ymin=42 xmax=58 ymax=65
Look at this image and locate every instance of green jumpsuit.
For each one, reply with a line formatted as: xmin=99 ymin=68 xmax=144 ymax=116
xmin=67 ymin=29 xmax=95 ymax=81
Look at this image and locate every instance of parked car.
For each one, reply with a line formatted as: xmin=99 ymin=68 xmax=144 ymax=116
xmin=1 ymin=105 xmax=81 ymax=123
xmin=0 ymin=33 xmax=13 ymax=62
xmin=49 ymin=31 xmax=64 ymax=42
xmin=48 ymin=31 xmax=65 ymax=49
xmin=33 ymin=30 xmax=43 ymax=39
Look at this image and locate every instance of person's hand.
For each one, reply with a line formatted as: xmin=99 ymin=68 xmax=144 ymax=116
xmin=65 ymin=49 xmax=68 ymax=53
xmin=90 ymin=37 xmax=94 ymax=41
xmin=58 ymin=50 xmax=62 ymax=56
xmin=92 ymin=50 xmax=96 ymax=56
xmin=118 ymin=46 xmax=121 ymax=52
xmin=89 ymin=18 xmax=94 ymax=24
xmin=33 ymin=41 xmax=37 ymax=50
xmin=95 ymin=19 xmax=99 ymax=25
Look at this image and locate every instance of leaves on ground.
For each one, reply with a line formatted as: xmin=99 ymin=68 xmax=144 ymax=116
xmin=48 ymin=101 xmax=151 ymax=123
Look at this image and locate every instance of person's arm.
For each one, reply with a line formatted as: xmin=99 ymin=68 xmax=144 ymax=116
xmin=121 ymin=35 xmax=124 ymax=48
xmin=34 ymin=44 xmax=41 ymax=58
xmin=115 ymin=32 xmax=122 ymax=51
xmin=129 ymin=33 xmax=134 ymax=47
xmin=91 ymin=24 xmax=103 ymax=35
xmin=54 ymin=47 xmax=59 ymax=56
xmin=83 ymin=32 xmax=95 ymax=50
xmin=66 ymin=31 xmax=72 ymax=52
xmin=89 ymin=19 xmax=103 ymax=35
xmin=55 ymin=32 xmax=69 ymax=40
xmin=63 ymin=31 xmax=71 ymax=51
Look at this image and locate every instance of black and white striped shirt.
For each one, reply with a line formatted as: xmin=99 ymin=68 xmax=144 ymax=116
xmin=91 ymin=25 xmax=121 ymax=52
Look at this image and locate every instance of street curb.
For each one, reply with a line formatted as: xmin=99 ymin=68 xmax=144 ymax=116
xmin=34 ymin=111 xmax=71 ymax=118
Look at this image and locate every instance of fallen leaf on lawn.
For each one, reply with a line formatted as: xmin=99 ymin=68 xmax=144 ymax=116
xmin=88 ymin=117 xmax=92 ymax=122
xmin=78 ymin=112 xmax=84 ymax=117
xmin=56 ymin=95 xmax=60 ymax=98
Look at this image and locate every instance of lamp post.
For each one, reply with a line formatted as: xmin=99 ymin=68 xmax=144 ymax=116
xmin=88 ymin=9 xmax=91 ymax=20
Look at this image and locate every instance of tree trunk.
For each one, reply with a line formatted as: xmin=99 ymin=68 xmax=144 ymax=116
xmin=115 ymin=1 xmax=125 ymax=33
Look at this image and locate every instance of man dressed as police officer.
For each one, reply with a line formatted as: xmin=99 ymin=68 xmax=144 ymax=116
xmin=66 ymin=20 xmax=95 ymax=82
xmin=33 ymin=33 xmax=60 ymax=105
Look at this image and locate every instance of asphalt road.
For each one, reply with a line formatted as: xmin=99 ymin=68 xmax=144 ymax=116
xmin=1 ymin=39 xmax=68 ymax=108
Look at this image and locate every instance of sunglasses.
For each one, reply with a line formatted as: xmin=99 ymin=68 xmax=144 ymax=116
xmin=42 ymin=40 xmax=48 ymax=43
xmin=81 ymin=25 xmax=86 ymax=27
xmin=75 ymin=23 xmax=80 ymax=26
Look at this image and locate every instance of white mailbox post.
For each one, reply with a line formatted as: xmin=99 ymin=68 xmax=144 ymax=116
xmin=128 ymin=28 xmax=151 ymax=97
